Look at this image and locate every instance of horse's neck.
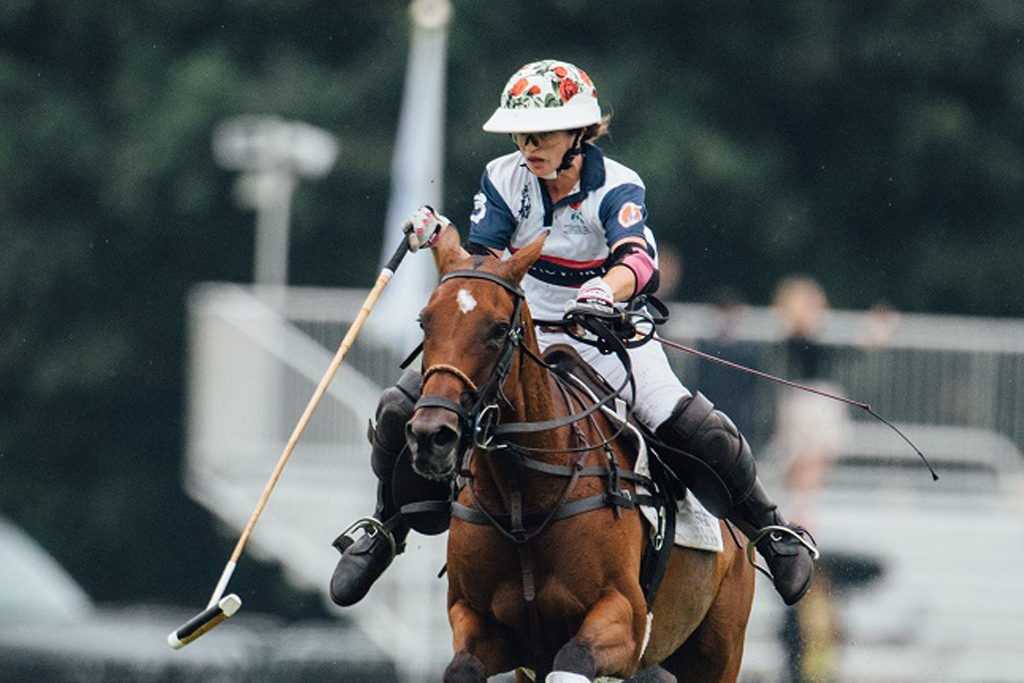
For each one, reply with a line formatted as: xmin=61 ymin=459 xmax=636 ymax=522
xmin=505 ymin=347 xmax=565 ymax=450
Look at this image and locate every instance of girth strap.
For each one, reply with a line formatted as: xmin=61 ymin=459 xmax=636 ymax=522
xmin=515 ymin=456 xmax=655 ymax=488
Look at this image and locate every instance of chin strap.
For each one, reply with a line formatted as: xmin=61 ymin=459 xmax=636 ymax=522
xmin=546 ymin=130 xmax=585 ymax=179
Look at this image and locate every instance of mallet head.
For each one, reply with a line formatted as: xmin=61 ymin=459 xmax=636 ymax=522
xmin=167 ymin=594 xmax=242 ymax=649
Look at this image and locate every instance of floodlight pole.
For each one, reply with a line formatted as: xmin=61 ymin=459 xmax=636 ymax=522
xmin=212 ymin=116 xmax=339 ymax=286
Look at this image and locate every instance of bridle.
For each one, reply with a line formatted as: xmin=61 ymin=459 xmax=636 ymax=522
xmin=414 ymin=269 xmax=637 ymax=457
xmin=413 ymin=269 xmax=528 ymax=457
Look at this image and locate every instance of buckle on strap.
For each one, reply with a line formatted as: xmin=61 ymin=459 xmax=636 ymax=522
xmin=474 ymin=403 xmax=500 ymax=449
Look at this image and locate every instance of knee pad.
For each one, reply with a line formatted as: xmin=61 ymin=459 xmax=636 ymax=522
xmin=369 ymin=368 xmax=422 ymax=479
xmin=654 ymin=392 xmax=757 ymax=518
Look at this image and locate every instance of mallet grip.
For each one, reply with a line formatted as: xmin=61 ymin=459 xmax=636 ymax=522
xmin=167 ymin=594 xmax=242 ymax=649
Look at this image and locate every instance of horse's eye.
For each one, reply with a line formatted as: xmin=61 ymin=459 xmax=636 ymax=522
xmin=491 ymin=322 xmax=510 ymax=340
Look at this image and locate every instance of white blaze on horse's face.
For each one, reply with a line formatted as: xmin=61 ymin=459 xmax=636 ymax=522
xmin=457 ymin=288 xmax=478 ymax=314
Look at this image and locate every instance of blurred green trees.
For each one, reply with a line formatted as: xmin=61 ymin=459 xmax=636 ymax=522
xmin=1 ymin=0 xmax=1023 ymax=608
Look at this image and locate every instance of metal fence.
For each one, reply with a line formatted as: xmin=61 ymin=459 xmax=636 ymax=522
xmin=184 ymin=282 xmax=1024 ymax=682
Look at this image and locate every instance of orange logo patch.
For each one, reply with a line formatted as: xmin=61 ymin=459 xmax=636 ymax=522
xmin=618 ymin=202 xmax=643 ymax=228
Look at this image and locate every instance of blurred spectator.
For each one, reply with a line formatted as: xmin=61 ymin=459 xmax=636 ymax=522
xmin=771 ymin=276 xmax=850 ymax=502
xmin=860 ymin=299 xmax=900 ymax=349
xmin=770 ymin=275 xmax=848 ymax=683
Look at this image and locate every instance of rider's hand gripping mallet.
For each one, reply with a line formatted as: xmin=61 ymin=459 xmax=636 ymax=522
xmin=168 ymin=237 xmax=412 ymax=649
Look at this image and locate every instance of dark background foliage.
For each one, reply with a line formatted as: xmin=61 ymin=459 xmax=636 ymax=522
xmin=2 ymin=0 xmax=1022 ymax=612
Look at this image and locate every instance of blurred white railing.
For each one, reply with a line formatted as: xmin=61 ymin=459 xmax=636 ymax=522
xmin=184 ymin=283 xmax=1024 ymax=682
xmin=184 ymin=283 xmax=451 ymax=683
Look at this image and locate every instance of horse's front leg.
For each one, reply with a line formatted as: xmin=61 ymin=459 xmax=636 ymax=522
xmin=445 ymin=598 xmax=512 ymax=683
xmin=547 ymin=592 xmax=646 ymax=683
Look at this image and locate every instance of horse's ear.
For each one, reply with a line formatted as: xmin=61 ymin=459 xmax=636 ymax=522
xmin=505 ymin=231 xmax=547 ymax=284
xmin=433 ymin=225 xmax=470 ymax=275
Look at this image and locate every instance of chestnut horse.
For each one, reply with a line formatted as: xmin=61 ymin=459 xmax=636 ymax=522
xmin=407 ymin=228 xmax=754 ymax=683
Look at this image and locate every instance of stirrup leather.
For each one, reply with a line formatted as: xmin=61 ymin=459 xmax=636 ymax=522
xmin=745 ymin=524 xmax=820 ymax=580
xmin=332 ymin=516 xmax=402 ymax=559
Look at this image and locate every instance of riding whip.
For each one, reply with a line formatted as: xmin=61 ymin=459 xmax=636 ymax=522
xmin=539 ymin=297 xmax=937 ymax=481
xmin=168 ymin=237 xmax=412 ymax=649
xmin=651 ymin=335 xmax=938 ymax=481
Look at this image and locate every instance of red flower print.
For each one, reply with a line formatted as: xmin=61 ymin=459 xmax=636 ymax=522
xmin=559 ymin=78 xmax=578 ymax=102
xmin=553 ymin=66 xmax=568 ymax=78
xmin=579 ymin=69 xmax=593 ymax=88
xmin=510 ymin=78 xmax=529 ymax=97
xmin=528 ymin=85 xmax=541 ymax=95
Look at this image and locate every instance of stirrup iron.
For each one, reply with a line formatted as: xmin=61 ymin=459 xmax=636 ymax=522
xmin=745 ymin=524 xmax=820 ymax=579
xmin=333 ymin=516 xmax=401 ymax=558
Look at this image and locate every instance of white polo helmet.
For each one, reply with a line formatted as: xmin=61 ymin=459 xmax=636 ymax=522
xmin=482 ymin=60 xmax=602 ymax=134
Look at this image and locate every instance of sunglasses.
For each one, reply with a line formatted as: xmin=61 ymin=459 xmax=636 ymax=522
xmin=510 ymin=131 xmax=562 ymax=147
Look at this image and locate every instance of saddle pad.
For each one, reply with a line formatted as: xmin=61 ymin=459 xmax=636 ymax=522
xmin=635 ymin=448 xmax=724 ymax=553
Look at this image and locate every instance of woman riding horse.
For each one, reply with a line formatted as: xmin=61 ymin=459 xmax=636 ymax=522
xmin=407 ymin=228 xmax=752 ymax=682
xmin=331 ymin=59 xmax=817 ymax=611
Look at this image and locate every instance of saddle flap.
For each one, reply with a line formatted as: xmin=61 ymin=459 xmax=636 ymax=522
xmin=543 ymin=344 xmax=615 ymax=398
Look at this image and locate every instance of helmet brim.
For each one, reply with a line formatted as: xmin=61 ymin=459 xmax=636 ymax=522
xmin=482 ymin=102 xmax=602 ymax=134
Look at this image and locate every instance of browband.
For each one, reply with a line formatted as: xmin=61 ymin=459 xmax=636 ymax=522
xmin=441 ymin=270 xmax=525 ymax=300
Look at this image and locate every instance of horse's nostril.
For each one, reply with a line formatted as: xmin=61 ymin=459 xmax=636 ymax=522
xmin=430 ymin=425 xmax=458 ymax=453
xmin=407 ymin=420 xmax=459 ymax=458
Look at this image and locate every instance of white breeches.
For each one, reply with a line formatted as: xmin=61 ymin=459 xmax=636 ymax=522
xmin=535 ymin=329 xmax=690 ymax=431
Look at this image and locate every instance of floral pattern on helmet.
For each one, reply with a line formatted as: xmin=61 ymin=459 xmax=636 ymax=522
xmin=501 ymin=60 xmax=598 ymax=111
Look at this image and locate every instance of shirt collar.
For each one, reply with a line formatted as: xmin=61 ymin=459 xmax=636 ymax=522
xmin=579 ymin=142 xmax=606 ymax=194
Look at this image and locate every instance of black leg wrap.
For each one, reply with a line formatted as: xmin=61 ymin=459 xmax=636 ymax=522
xmin=653 ymin=392 xmax=757 ymax=519
xmin=369 ymin=367 xmax=422 ymax=482
xmin=329 ymin=370 xmax=420 ymax=607
xmin=654 ymin=394 xmax=816 ymax=604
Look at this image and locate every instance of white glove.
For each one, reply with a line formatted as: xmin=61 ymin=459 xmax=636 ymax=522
xmin=564 ymin=277 xmax=617 ymax=318
xmin=403 ymin=205 xmax=448 ymax=252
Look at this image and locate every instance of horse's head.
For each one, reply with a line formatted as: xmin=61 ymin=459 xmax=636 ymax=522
xmin=407 ymin=227 xmax=547 ymax=480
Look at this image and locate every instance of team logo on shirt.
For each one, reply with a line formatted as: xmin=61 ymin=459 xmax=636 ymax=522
xmin=471 ymin=192 xmax=487 ymax=224
xmin=618 ymin=202 xmax=644 ymax=228
xmin=562 ymin=200 xmax=588 ymax=235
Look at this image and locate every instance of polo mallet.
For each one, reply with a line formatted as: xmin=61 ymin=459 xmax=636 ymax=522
xmin=168 ymin=237 xmax=412 ymax=649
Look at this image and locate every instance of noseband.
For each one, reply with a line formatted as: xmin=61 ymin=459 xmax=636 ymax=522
xmin=414 ymin=270 xmax=526 ymax=452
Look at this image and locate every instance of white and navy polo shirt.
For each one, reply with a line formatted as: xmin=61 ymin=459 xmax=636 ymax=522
xmin=468 ymin=143 xmax=656 ymax=321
